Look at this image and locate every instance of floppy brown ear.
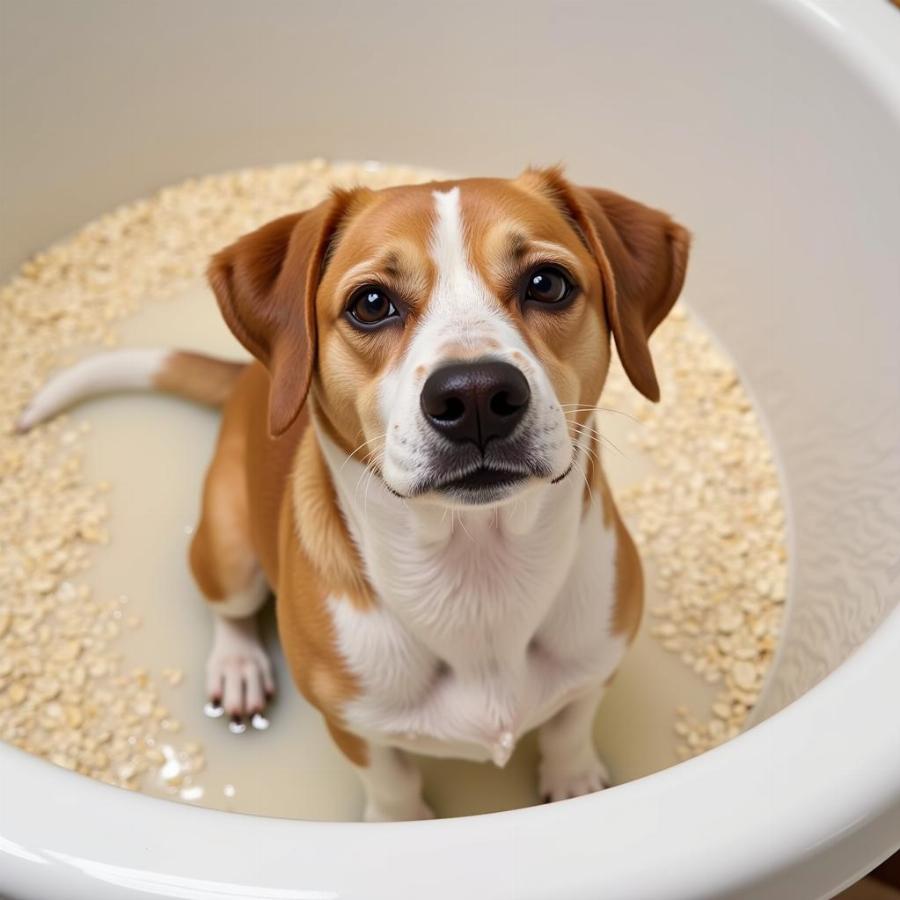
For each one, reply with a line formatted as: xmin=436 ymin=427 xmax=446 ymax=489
xmin=527 ymin=169 xmax=690 ymax=401
xmin=207 ymin=195 xmax=351 ymax=437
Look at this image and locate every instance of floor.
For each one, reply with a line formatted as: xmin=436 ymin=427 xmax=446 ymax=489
xmin=840 ymin=880 xmax=900 ymax=900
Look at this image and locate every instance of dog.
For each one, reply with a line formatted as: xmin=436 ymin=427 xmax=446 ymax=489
xmin=19 ymin=167 xmax=689 ymax=821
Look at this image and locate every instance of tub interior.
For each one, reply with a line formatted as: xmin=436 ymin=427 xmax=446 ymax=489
xmin=62 ymin=273 xmax=750 ymax=817
xmin=2 ymin=0 xmax=900 ymax=808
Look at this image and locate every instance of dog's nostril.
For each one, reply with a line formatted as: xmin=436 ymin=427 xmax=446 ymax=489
xmin=490 ymin=391 xmax=522 ymax=418
xmin=432 ymin=396 xmax=465 ymax=422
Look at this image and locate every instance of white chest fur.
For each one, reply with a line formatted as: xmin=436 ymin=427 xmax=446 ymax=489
xmin=318 ymin=432 xmax=627 ymax=766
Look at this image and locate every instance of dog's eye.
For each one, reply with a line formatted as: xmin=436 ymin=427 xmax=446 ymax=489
xmin=347 ymin=286 xmax=399 ymax=326
xmin=525 ymin=266 xmax=573 ymax=305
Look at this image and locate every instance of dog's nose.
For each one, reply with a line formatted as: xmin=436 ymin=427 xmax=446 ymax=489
xmin=420 ymin=361 xmax=530 ymax=448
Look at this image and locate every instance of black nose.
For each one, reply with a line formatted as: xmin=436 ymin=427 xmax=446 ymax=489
xmin=420 ymin=361 xmax=531 ymax=449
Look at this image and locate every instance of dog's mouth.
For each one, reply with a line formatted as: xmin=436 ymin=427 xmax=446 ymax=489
xmin=400 ymin=457 xmax=559 ymax=504
xmin=384 ymin=438 xmax=577 ymax=505
xmin=439 ymin=466 xmax=531 ymax=493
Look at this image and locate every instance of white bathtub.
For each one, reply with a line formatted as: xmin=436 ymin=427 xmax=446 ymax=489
xmin=1 ymin=1 xmax=900 ymax=897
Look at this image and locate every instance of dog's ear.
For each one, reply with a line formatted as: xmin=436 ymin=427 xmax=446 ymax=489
xmin=522 ymin=167 xmax=690 ymax=402
xmin=207 ymin=192 xmax=356 ymax=437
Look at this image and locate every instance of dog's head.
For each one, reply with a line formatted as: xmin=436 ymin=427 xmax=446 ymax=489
xmin=209 ymin=169 xmax=689 ymax=507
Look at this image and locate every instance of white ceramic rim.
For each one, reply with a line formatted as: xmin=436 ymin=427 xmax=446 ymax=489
xmin=2 ymin=602 xmax=899 ymax=900
xmin=2 ymin=1 xmax=900 ymax=898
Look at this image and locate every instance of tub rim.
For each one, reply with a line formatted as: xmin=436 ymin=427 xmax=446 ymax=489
xmin=1 ymin=603 xmax=899 ymax=900
xmin=3 ymin=0 xmax=900 ymax=897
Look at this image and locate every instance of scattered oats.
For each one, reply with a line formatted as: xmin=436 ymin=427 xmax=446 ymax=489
xmin=712 ymin=702 xmax=731 ymax=720
xmin=0 ymin=159 xmax=480 ymax=801
xmin=603 ymin=306 xmax=788 ymax=759
xmin=717 ymin=607 xmax=744 ymax=634
xmin=133 ymin=694 xmax=154 ymax=717
xmin=8 ymin=684 xmax=27 ymax=705
xmin=161 ymin=668 xmax=184 ymax=687
xmin=55 ymin=640 xmax=82 ymax=662
xmin=180 ymin=784 xmax=204 ymax=802
xmin=145 ymin=747 xmax=165 ymax=765
xmin=159 ymin=745 xmax=184 ymax=783
xmin=732 ymin=661 xmax=758 ymax=691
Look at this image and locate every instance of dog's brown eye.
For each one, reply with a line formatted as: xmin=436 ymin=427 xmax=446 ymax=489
xmin=525 ymin=266 xmax=573 ymax=305
xmin=347 ymin=286 xmax=398 ymax=327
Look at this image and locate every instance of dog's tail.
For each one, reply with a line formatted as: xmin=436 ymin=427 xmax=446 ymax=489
xmin=16 ymin=349 xmax=246 ymax=433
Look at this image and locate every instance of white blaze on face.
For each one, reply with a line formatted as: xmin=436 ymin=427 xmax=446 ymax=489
xmin=428 ymin=187 xmax=506 ymax=342
xmin=377 ymin=186 xmax=572 ymax=497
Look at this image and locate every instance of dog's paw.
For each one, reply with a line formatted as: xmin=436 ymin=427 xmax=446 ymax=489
xmin=538 ymin=751 xmax=610 ymax=803
xmin=363 ymin=798 xmax=436 ymax=823
xmin=205 ymin=617 xmax=275 ymax=732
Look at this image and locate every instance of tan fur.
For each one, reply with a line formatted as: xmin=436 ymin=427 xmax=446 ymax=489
xmin=598 ymin=469 xmax=644 ymax=641
xmin=193 ymin=170 xmax=689 ymax=770
xmin=580 ymin=432 xmax=642 ymax=641
xmin=190 ymin=361 xmax=371 ymax=762
xmin=311 ymin=178 xmax=615 ymax=473
xmin=278 ymin=460 xmax=370 ymax=766
xmin=153 ymin=351 xmax=245 ymax=408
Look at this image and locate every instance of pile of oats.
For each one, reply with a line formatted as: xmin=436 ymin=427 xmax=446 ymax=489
xmin=0 ymin=159 xmax=442 ymax=795
xmin=603 ymin=308 xmax=788 ymax=758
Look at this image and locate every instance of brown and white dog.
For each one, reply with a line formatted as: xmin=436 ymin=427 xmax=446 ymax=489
xmin=20 ymin=168 xmax=689 ymax=821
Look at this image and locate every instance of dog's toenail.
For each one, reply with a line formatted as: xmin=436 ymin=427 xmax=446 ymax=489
xmin=541 ymin=794 xmax=552 ymax=804
xmin=251 ymin=712 xmax=269 ymax=731
xmin=228 ymin=716 xmax=247 ymax=734
xmin=204 ymin=700 xmax=224 ymax=719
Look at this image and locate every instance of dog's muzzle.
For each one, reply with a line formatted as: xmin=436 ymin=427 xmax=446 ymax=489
xmin=414 ymin=360 xmax=542 ymax=497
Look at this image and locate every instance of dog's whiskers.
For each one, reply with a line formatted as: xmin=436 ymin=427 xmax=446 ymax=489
xmin=560 ymin=404 xmax=639 ymax=425
xmin=351 ymin=447 xmax=382 ymax=504
xmin=454 ymin=509 xmax=474 ymax=541
xmin=577 ymin=437 xmax=601 ymax=469
xmin=575 ymin=452 xmax=596 ymax=509
xmin=567 ymin=420 xmax=626 ymax=459
xmin=340 ymin=433 xmax=386 ymax=474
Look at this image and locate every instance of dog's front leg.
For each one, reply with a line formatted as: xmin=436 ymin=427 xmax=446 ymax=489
xmin=537 ymin=687 xmax=610 ymax=803
xmin=350 ymin=741 xmax=434 ymax=822
xmin=202 ymin=567 xmax=274 ymax=731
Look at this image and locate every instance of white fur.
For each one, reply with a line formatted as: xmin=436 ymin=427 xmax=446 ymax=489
xmin=538 ymin=687 xmax=611 ymax=801
xmin=354 ymin=744 xmax=434 ymax=822
xmin=377 ymin=187 xmax=572 ymax=498
xmin=205 ymin=613 xmax=274 ymax=719
xmin=321 ymin=425 xmax=625 ymax=767
xmin=211 ymin=568 xmax=269 ymax=619
xmin=17 ymin=348 xmax=169 ymax=431
xmin=311 ymin=186 xmax=628 ymax=811
xmin=319 ymin=188 xmax=626 ymax=796
xmin=204 ymin=570 xmax=272 ymax=724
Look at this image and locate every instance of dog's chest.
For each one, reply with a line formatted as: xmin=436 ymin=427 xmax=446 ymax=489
xmin=329 ymin=496 xmax=626 ymax=761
